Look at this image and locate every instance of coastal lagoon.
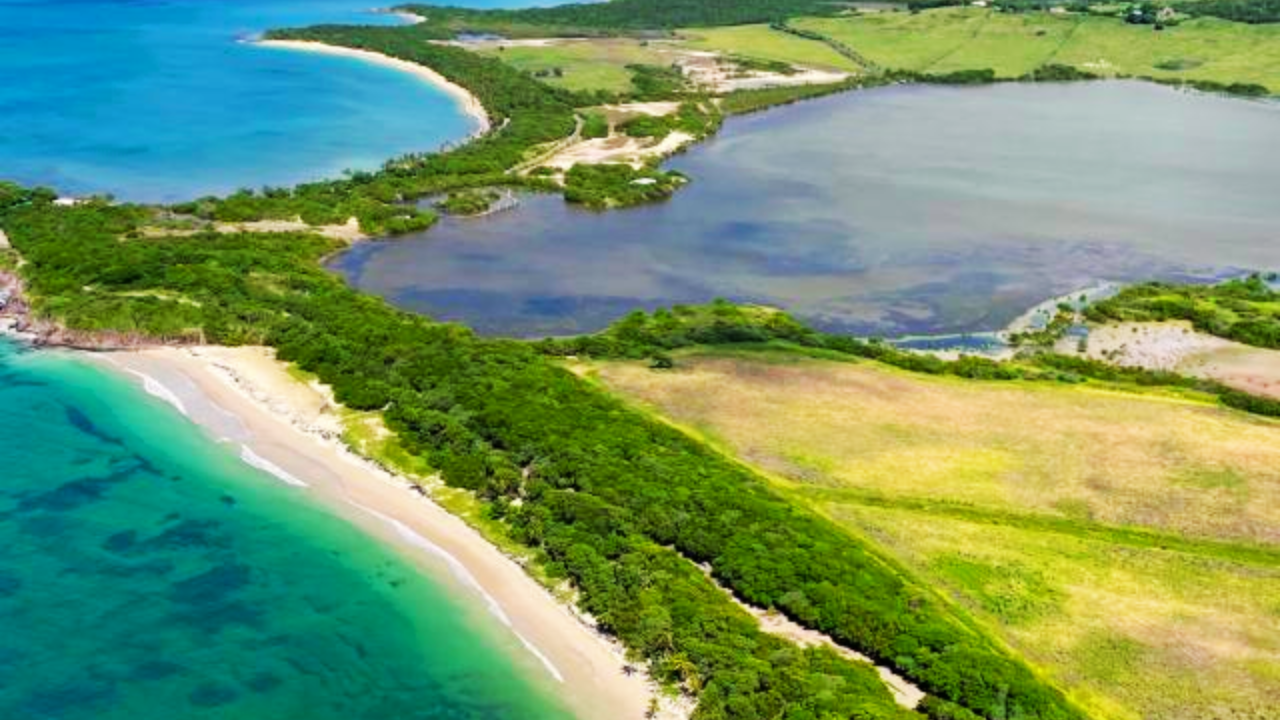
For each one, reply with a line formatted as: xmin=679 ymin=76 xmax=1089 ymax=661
xmin=334 ymin=81 xmax=1280 ymax=337
xmin=0 ymin=0 xmax=533 ymax=202
xmin=0 ymin=339 xmax=572 ymax=719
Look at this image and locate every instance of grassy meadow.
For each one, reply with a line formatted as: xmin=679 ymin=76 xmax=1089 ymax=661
xmin=792 ymin=8 xmax=1280 ymax=90
xmin=474 ymin=39 xmax=671 ymax=93
xmin=588 ymin=348 xmax=1280 ymax=720
xmin=673 ymin=24 xmax=862 ymax=72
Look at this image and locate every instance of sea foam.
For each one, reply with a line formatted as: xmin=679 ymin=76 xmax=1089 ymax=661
xmin=239 ymin=445 xmax=309 ymax=487
xmin=126 ymin=369 xmax=188 ymax=416
xmin=349 ymin=500 xmax=565 ymax=682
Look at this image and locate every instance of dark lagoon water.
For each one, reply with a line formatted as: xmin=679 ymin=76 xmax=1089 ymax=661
xmin=333 ymin=81 xmax=1280 ymax=338
xmin=0 ymin=338 xmax=572 ymax=720
xmin=0 ymin=0 xmax=536 ymax=202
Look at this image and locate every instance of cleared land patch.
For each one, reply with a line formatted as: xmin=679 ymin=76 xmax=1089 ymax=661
xmin=792 ymin=9 xmax=1280 ymax=90
xmin=590 ymin=349 xmax=1280 ymax=719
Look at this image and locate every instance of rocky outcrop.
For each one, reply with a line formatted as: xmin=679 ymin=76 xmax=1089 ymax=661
xmin=0 ymin=268 xmax=195 ymax=349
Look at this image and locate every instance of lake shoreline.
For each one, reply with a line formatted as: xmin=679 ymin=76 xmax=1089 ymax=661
xmin=90 ymin=344 xmax=683 ymax=720
xmin=255 ymin=39 xmax=491 ymax=137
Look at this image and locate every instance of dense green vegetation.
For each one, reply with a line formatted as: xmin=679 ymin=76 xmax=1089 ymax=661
xmin=580 ymin=110 xmax=611 ymax=139
xmin=1175 ymin=0 xmax=1280 ymax=23
xmin=563 ymin=164 xmax=688 ymax=209
xmin=718 ymin=79 xmax=865 ymax=115
xmin=617 ymin=102 xmax=721 ymax=139
xmin=435 ymin=189 xmax=501 ymax=216
xmin=1 ymin=192 xmax=1093 ymax=720
xmin=1086 ymin=275 xmax=1280 ymax=349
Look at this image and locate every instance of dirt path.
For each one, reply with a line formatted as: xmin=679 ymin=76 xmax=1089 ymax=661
xmin=698 ymin=565 xmax=925 ymax=709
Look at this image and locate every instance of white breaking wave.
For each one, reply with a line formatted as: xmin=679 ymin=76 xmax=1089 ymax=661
xmin=348 ymin=500 xmax=565 ymax=683
xmin=239 ymin=445 xmax=308 ymax=487
xmin=126 ymin=369 xmax=188 ymax=416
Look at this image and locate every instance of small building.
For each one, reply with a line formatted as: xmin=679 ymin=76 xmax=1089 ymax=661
xmin=631 ymin=177 xmax=658 ymax=186
xmin=53 ymin=197 xmax=79 ymax=207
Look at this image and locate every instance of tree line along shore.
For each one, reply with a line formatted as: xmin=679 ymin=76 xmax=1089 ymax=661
xmin=3 ymin=1 xmax=1280 ymax=719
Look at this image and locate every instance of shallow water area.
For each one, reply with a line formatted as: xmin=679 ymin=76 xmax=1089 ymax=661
xmin=333 ymin=81 xmax=1280 ymax=338
xmin=0 ymin=0 xmax=529 ymax=201
xmin=0 ymin=338 xmax=573 ymax=720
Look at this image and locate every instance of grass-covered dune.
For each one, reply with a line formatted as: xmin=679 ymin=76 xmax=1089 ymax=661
xmin=591 ymin=347 xmax=1280 ymax=720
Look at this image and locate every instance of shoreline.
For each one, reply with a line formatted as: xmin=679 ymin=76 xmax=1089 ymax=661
xmin=256 ymin=39 xmax=490 ymax=137
xmin=93 ymin=344 xmax=680 ymax=720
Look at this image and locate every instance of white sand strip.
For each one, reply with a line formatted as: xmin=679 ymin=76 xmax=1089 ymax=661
xmin=255 ymin=39 xmax=490 ymax=135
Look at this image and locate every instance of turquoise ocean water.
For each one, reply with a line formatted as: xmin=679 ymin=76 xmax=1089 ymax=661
xmin=0 ymin=338 xmax=573 ymax=719
xmin=0 ymin=0 xmax=529 ymax=202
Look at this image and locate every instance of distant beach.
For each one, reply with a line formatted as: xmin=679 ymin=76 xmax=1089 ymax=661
xmin=257 ymin=39 xmax=491 ymax=136
xmin=98 ymin=345 xmax=669 ymax=720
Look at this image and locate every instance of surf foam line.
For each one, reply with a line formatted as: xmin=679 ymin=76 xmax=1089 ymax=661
xmin=239 ymin=445 xmax=309 ymax=487
xmin=348 ymin=500 xmax=566 ymax=683
xmin=123 ymin=368 xmax=189 ymax=416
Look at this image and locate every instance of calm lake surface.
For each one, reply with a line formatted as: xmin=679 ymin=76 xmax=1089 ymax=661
xmin=333 ymin=81 xmax=1280 ymax=337
xmin=0 ymin=0 xmax=533 ymax=202
xmin=0 ymin=338 xmax=572 ymax=720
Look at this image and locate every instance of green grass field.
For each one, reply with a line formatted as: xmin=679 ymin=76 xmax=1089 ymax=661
xmin=674 ymin=24 xmax=862 ymax=72
xmin=792 ymin=8 xmax=1280 ymax=90
xmin=837 ymin=504 xmax=1280 ymax=720
xmin=590 ymin=348 xmax=1280 ymax=720
xmin=474 ymin=39 xmax=671 ymax=93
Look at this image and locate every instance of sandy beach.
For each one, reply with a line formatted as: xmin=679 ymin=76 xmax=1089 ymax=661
xmin=257 ymin=39 xmax=490 ymax=135
xmin=1077 ymin=320 xmax=1280 ymax=400
xmin=97 ymin=345 xmax=673 ymax=720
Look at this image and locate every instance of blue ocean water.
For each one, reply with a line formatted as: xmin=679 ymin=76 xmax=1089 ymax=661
xmin=0 ymin=338 xmax=573 ymax=719
xmin=0 ymin=0 xmax=526 ymax=202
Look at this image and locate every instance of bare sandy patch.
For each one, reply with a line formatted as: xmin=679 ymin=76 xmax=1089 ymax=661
xmin=541 ymin=131 xmax=696 ymax=171
xmin=1079 ymin=321 xmax=1280 ymax=400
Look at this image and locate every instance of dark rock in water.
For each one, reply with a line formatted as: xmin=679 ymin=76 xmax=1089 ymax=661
xmin=219 ymin=494 xmax=237 ymax=506
xmin=244 ymin=670 xmax=283 ymax=694
xmin=63 ymin=406 xmax=123 ymax=447
xmin=169 ymin=562 xmax=252 ymax=606
xmin=102 ymin=530 xmax=138 ymax=553
xmin=16 ymin=477 xmax=111 ymax=513
xmin=173 ymin=600 xmax=264 ymax=635
xmin=188 ymin=682 xmax=238 ymax=708
xmin=144 ymin=518 xmax=227 ymax=551
xmin=13 ymin=462 xmax=142 ymax=514
xmin=20 ymin=678 xmax=117 ymax=716
xmin=0 ymin=571 xmax=22 ymax=597
xmin=130 ymin=660 xmax=183 ymax=682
